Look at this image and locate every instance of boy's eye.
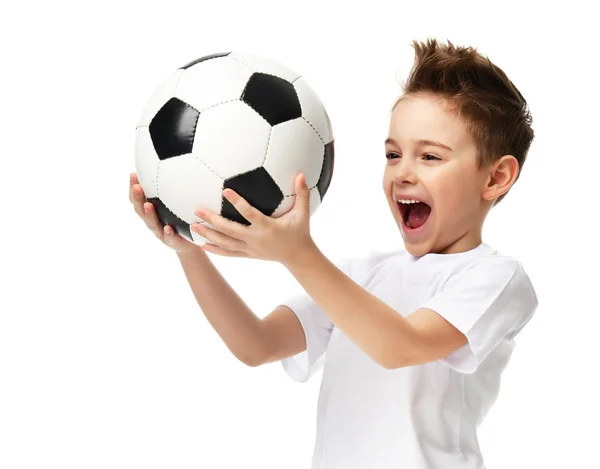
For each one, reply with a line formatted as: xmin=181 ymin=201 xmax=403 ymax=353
xmin=385 ymin=153 xmax=440 ymax=161
xmin=423 ymin=154 xmax=440 ymax=161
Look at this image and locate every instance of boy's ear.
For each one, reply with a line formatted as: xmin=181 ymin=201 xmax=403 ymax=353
xmin=482 ymin=155 xmax=520 ymax=202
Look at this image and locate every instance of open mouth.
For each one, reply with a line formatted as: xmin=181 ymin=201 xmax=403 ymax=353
xmin=397 ymin=201 xmax=432 ymax=230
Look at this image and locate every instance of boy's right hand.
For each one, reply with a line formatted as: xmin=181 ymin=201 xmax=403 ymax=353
xmin=129 ymin=173 xmax=199 ymax=254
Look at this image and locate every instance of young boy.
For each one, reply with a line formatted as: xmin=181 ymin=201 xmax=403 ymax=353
xmin=129 ymin=38 xmax=538 ymax=469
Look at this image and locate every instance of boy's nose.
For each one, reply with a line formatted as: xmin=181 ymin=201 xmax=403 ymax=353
xmin=393 ymin=159 xmax=418 ymax=184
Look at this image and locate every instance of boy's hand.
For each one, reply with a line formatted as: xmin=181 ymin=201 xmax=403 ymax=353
xmin=193 ymin=173 xmax=316 ymax=266
xmin=129 ymin=173 xmax=199 ymax=254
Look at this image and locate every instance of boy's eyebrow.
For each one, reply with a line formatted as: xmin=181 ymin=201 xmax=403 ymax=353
xmin=385 ymin=138 xmax=453 ymax=152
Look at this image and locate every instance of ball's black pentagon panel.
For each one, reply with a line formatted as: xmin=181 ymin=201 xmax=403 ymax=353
xmin=316 ymin=141 xmax=334 ymax=199
xmin=149 ymin=97 xmax=200 ymax=160
xmin=147 ymin=197 xmax=193 ymax=241
xmin=222 ymin=167 xmax=284 ymax=225
xmin=180 ymin=52 xmax=231 ymax=70
xmin=241 ymin=73 xmax=301 ymax=126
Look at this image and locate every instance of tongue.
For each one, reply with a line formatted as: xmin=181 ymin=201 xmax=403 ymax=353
xmin=408 ymin=202 xmax=431 ymax=229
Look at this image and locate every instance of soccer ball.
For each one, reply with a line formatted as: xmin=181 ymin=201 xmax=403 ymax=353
xmin=134 ymin=51 xmax=334 ymax=246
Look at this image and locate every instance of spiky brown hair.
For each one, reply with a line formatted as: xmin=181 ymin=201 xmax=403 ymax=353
xmin=396 ymin=38 xmax=534 ymax=205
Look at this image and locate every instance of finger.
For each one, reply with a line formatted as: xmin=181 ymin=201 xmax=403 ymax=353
xmin=201 ymin=242 xmax=249 ymax=258
xmin=163 ymin=224 xmax=176 ymax=244
xmin=132 ymin=183 xmax=145 ymax=200
xmin=129 ymin=174 xmax=139 ymax=203
xmin=191 ymin=223 xmax=246 ymax=252
xmin=128 ymin=179 xmax=166 ymax=238
xmin=163 ymin=224 xmax=188 ymax=247
xmin=132 ymin=184 xmax=152 ymax=222
xmin=222 ymin=189 xmax=265 ymax=226
xmin=194 ymin=207 xmax=248 ymax=240
xmin=130 ymin=182 xmax=144 ymax=206
xmin=142 ymin=202 xmax=165 ymax=237
xmin=131 ymin=186 xmax=147 ymax=218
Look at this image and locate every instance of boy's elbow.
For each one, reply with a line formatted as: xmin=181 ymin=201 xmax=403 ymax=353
xmin=380 ymin=357 xmax=407 ymax=370
xmin=243 ymin=357 xmax=263 ymax=367
xmin=378 ymin=349 xmax=427 ymax=370
xmin=238 ymin=351 xmax=266 ymax=368
xmin=376 ymin=347 xmax=412 ymax=370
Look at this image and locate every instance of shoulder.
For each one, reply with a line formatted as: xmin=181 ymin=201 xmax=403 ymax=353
xmin=445 ymin=251 xmax=538 ymax=308
xmin=459 ymin=254 xmax=522 ymax=277
xmin=458 ymin=251 xmax=533 ymax=282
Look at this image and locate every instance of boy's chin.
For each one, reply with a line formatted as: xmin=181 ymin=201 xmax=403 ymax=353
xmin=402 ymin=240 xmax=432 ymax=257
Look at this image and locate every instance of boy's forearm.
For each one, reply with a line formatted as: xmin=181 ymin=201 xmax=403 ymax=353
xmin=285 ymin=245 xmax=419 ymax=369
xmin=176 ymin=249 xmax=268 ymax=366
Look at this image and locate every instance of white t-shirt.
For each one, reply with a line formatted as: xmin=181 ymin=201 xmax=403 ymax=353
xmin=280 ymin=242 xmax=538 ymax=469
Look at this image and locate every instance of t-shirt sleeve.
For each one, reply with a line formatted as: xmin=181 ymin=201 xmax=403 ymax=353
xmin=421 ymin=257 xmax=538 ymax=374
xmin=278 ymin=255 xmax=366 ymax=383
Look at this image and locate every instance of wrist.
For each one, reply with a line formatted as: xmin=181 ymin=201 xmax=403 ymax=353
xmin=176 ymin=246 xmax=208 ymax=260
xmin=284 ymin=241 xmax=321 ymax=272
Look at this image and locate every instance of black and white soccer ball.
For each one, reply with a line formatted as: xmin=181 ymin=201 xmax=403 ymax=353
xmin=134 ymin=51 xmax=334 ymax=246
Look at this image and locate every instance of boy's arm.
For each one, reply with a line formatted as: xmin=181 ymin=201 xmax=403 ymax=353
xmin=259 ymin=305 xmax=307 ymax=364
xmin=177 ymin=249 xmax=278 ymax=367
xmin=284 ymin=246 xmax=468 ymax=370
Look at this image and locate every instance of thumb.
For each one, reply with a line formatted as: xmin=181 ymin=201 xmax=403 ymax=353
xmin=295 ymin=173 xmax=310 ymax=215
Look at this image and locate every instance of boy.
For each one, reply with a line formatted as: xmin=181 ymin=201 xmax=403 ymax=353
xmin=129 ymin=38 xmax=538 ymax=469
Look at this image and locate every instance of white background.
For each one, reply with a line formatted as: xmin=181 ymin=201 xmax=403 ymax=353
xmin=1 ymin=1 xmax=597 ymax=468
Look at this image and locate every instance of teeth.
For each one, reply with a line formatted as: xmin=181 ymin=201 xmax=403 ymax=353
xmin=396 ymin=199 xmax=420 ymax=204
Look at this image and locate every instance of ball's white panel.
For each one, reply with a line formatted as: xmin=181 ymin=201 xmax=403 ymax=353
xmin=136 ymin=69 xmax=184 ymax=128
xmin=174 ymin=56 xmax=252 ymax=112
xmin=192 ymin=100 xmax=271 ymax=178
xmin=157 ymin=153 xmax=224 ymax=225
xmin=229 ymin=52 xmax=300 ymax=82
xmin=271 ymin=186 xmax=322 ymax=218
xmin=294 ymin=77 xmax=333 ymax=144
xmin=263 ymin=118 xmax=325 ymax=196
xmin=134 ymin=126 xmax=160 ymax=198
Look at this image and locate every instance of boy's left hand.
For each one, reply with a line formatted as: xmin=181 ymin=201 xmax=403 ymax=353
xmin=192 ymin=173 xmax=316 ymax=266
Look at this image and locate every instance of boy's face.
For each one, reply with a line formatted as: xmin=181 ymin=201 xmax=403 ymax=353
xmin=383 ymin=93 xmax=491 ymax=257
